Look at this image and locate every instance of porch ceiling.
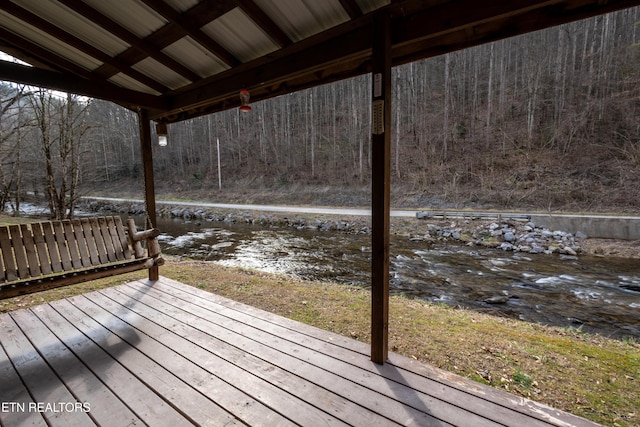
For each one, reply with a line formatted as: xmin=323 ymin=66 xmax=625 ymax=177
xmin=0 ymin=0 xmax=639 ymax=124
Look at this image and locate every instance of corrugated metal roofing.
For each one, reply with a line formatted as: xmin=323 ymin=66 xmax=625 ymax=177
xmin=82 ymin=0 xmax=167 ymax=39
xmin=109 ymin=72 xmax=161 ymax=96
xmin=201 ymin=8 xmax=279 ymax=63
xmin=356 ymin=0 xmax=390 ymax=14
xmin=254 ymin=0 xmax=351 ymax=42
xmin=131 ymin=56 xmax=191 ymax=90
xmin=0 ymin=0 xmax=637 ymax=123
xmin=164 ymin=0 xmax=200 ymax=14
xmin=162 ymin=36 xmax=229 ymax=79
xmin=0 ymin=0 xmax=391 ymax=98
xmin=0 ymin=8 xmax=102 ymax=72
xmin=12 ymin=0 xmax=129 ymax=57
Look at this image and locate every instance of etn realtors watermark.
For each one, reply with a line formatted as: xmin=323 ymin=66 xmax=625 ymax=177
xmin=1 ymin=401 xmax=91 ymax=413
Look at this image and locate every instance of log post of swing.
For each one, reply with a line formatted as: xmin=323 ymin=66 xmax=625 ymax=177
xmin=137 ymin=108 xmax=160 ymax=281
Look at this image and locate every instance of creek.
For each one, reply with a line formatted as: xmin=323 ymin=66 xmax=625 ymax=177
xmin=152 ymin=216 xmax=640 ymax=341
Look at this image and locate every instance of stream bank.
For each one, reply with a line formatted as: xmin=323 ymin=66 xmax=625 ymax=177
xmin=79 ymin=198 xmax=640 ymax=259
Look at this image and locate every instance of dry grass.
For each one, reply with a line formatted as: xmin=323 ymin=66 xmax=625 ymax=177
xmin=3 ymin=258 xmax=636 ymax=426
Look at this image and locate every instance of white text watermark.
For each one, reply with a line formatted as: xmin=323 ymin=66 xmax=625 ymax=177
xmin=1 ymin=402 xmax=91 ymax=413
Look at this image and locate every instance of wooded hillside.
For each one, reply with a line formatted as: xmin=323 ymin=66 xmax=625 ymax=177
xmin=2 ymin=8 xmax=640 ymax=214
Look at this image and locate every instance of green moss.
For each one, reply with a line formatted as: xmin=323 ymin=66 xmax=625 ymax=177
xmin=513 ymin=371 xmax=533 ymax=388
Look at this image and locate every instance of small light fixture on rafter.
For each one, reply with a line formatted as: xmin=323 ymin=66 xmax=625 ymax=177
xmin=239 ymin=89 xmax=251 ymax=112
xmin=156 ymin=122 xmax=168 ymax=146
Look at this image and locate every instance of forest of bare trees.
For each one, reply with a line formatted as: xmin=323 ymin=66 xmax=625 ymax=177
xmin=2 ymin=8 xmax=640 ymax=214
xmin=0 ymin=86 xmax=91 ymax=219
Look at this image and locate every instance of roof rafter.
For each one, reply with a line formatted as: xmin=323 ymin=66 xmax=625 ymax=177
xmin=0 ymin=60 xmax=167 ymax=111
xmin=56 ymin=0 xmax=201 ymax=83
xmin=391 ymin=0 xmax=640 ymax=64
xmin=142 ymin=0 xmax=238 ymax=51
xmin=338 ymin=0 xmax=363 ymax=19
xmin=0 ymin=27 xmax=93 ymax=78
xmin=237 ymin=0 xmax=292 ymax=47
xmin=139 ymin=0 xmax=241 ymax=67
xmin=161 ymin=12 xmax=374 ymax=121
xmin=0 ymin=2 xmax=169 ymax=94
xmin=91 ymin=0 xmax=238 ymax=81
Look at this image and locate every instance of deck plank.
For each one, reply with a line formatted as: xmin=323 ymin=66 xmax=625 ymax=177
xmin=0 ymin=277 xmax=604 ymax=427
xmin=32 ymin=302 xmax=197 ymax=427
xmin=10 ymin=308 xmax=142 ymax=427
xmin=138 ymin=279 xmax=521 ymax=424
xmin=150 ymin=277 xmax=602 ymax=427
xmin=0 ymin=341 xmax=48 ymax=427
xmin=79 ymin=290 xmax=350 ymax=427
xmin=0 ymin=312 xmax=96 ymax=427
xmin=49 ymin=297 xmax=231 ymax=427
xmin=60 ymin=294 xmax=292 ymax=427
xmin=118 ymin=280 xmax=481 ymax=426
xmin=98 ymin=285 xmax=419 ymax=426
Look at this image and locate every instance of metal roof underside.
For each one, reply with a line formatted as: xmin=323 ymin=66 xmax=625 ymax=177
xmin=1 ymin=0 xmax=639 ymax=124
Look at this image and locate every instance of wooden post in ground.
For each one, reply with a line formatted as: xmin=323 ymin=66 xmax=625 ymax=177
xmin=137 ymin=108 xmax=159 ymax=281
xmin=370 ymin=10 xmax=391 ymax=365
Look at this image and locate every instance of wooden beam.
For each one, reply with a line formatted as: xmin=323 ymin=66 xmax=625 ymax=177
xmin=370 ymin=10 xmax=391 ymax=365
xmin=237 ymin=0 xmax=293 ymax=47
xmin=2 ymin=0 xmax=637 ymax=123
xmin=166 ymin=14 xmax=374 ymax=117
xmin=57 ymin=0 xmax=201 ymax=83
xmin=0 ymin=28 xmax=93 ymax=78
xmin=92 ymin=0 xmax=238 ymax=80
xmin=153 ymin=54 xmax=372 ymax=122
xmin=137 ymin=109 xmax=159 ymax=281
xmin=0 ymin=2 xmax=169 ymax=94
xmin=0 ymin=61 xmax=167 ymax=112
xmin=338 ymin=0 xmax=363 ymax=19
xmin=139 ymin=0 xmax=240 ymax=67
xmin=158 ymin=0 xmax=640 ymax=121
xmin=390 ymin=0 xmax=640 ymax=65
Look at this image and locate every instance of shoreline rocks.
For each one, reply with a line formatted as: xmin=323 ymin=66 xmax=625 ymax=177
xmin=412 ymin=219 xmax=583 ymax=255
xmin=81 ymin=200 xmax=584 ymax=256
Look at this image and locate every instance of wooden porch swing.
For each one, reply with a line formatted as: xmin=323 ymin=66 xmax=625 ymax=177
xmin=0 ymin=216 xmax=163 ymax=300
xmin=0 ymin=110 xmax=163 ymax=301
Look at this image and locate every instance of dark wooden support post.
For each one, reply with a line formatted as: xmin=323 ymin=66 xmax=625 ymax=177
xmin=137 ymin=108 xmax=159 ymax=281
xmin=370 ymin=10 xmax=391 ymax=365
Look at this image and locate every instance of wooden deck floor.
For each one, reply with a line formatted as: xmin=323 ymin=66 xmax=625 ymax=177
xmin=0 ymin=277 xmax=600 ymax=427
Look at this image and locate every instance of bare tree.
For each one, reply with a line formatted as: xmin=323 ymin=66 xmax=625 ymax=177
xmin=30 ymin=90 xmax=92 ymax=219
xmin=0 ymin=84 xmax=30 ymax=213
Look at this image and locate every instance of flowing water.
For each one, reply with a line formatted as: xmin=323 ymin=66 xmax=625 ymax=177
xmin=153 ymin=217 xmax=640 ymax=341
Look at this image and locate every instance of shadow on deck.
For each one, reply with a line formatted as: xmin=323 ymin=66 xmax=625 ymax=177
xmin=0 ymin=277 xmax=600 ymax=426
